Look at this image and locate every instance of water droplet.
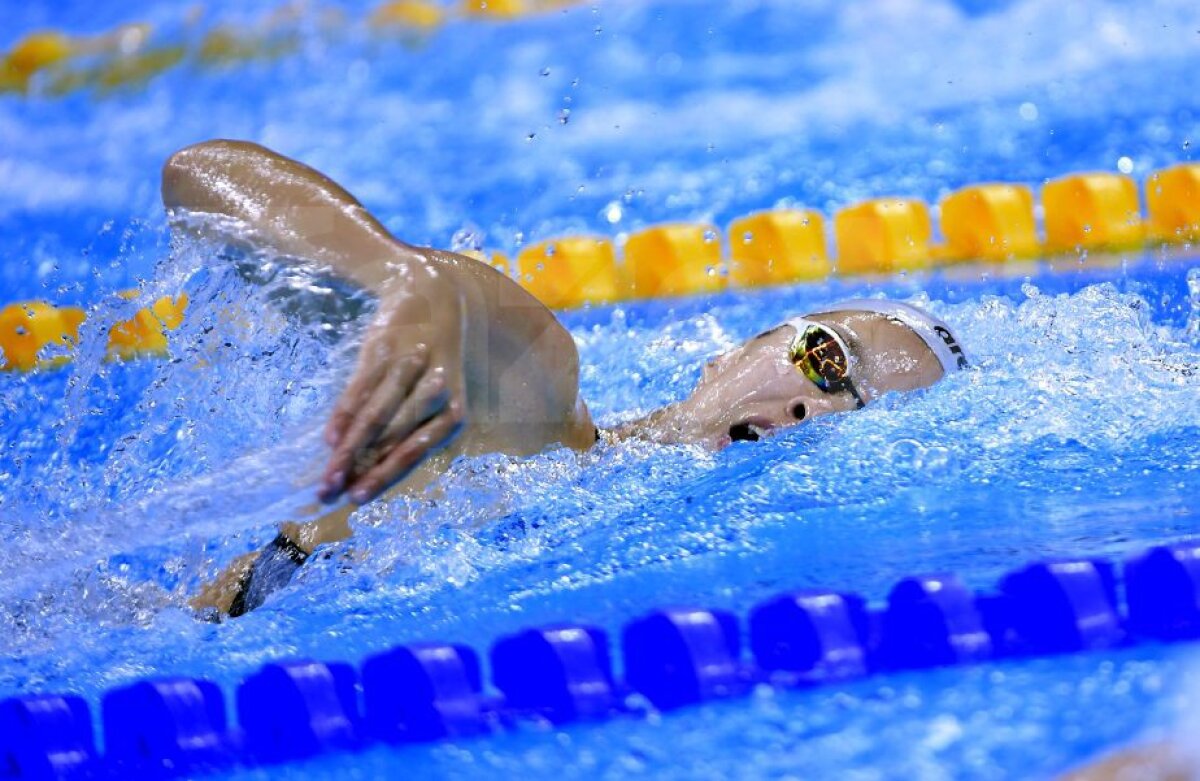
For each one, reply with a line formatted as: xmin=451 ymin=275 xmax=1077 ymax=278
xmin=526 ymin=133 xmax=536 ymax=142
xmin=1018 ymin=102 xmax=1039 ymax=121
xmin=1186 ymin=268 xmax=1200 ymax=338
xmin=703 ymin=230 xmax=718 ymax=243
xmin=603 ymin=203 xmax=623 ymax=224
xmin=450 ymin=225 xmax=484 ymax=253
xmin=1117 ymin=156 xmax=1133 ymax=174
xmin=557 ymin=108 xmax=571 ymax=125
xmin=742 ymin=231 xmax=754 ymax=244
xmin=540 ymin=67 xmax=550 ymax=77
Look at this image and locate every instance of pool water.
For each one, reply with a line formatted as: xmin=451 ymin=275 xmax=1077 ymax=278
xmin=2 ymin=0 xmax=1200 ymax=778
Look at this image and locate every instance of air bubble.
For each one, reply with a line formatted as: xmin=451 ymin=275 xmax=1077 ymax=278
xmin=887 ymin=438 xmax=924 ymax=469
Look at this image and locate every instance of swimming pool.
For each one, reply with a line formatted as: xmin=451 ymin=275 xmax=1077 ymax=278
xmin=2 ymin=0 xmax=1199 ymax=778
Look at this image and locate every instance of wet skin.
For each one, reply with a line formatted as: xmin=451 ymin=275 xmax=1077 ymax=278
xmin=619 ymin=310 xmax=945 ymax=449
xmin=166 ymin=141 xmax=948 ymax=614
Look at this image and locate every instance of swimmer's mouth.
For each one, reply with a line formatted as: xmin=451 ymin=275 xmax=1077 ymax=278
xmin=727 ymin=421 xmax=771 ymax=443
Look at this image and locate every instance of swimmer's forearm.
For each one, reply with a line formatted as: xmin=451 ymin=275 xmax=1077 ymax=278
xmin=161 ymin=139 xmax=420 ymax=293
xmin=280 ymin=503 xmax=354 ymax=554
xmin=1057 ymin=743 xmax=1188 ymax=781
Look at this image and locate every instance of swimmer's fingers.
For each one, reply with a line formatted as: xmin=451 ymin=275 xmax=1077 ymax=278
xmin=344 ymin=400 xmax=465 ymax=504
xmin=325 ymin=379 xmax=371 ymax=451
xmin=324 ymin=343 xmax=387 ymax=448
xmin=379 ymin=367 xmax=450 ymax=445
xmin=320 ymin=348 xmax=427 ymax=501
xmin=324 ymin=331 xmax=423 ymax=448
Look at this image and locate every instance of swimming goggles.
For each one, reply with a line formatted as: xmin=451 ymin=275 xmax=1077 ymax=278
xmin=785 ymin=319 xmax=866 ymax=409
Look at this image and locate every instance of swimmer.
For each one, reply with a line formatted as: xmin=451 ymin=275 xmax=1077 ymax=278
xmin=165 ymin=141 xmax=968 ymax=616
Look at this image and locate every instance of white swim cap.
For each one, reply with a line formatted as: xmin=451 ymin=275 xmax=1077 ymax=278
xmin=811 ymin=299 xmax=969 ymax=374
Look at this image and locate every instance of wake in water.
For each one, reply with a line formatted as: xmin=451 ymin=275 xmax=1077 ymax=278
xmin=4 ymin=233 xmax=1199 ymax=639
xmin=1 ymin=223 xmax=1198 ymax=781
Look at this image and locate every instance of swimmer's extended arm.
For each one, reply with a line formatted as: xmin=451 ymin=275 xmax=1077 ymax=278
xmin=162 ymin=140 xmax=593 ymax=508
xmin=170 ymin=141 xmax=593 ymax=617
xmin=164 ymin=140 xmax=472 ymax=503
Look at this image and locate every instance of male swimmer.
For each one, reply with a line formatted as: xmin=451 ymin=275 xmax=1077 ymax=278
xmin=164 ymin=141 xmax=968 ymax=616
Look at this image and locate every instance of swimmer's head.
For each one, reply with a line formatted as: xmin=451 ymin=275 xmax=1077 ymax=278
xmin=674 ymin=300 xmax=967 ymax=449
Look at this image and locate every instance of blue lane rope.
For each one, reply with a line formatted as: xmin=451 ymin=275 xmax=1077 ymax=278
xmin=3 ymin=541 xmax=1200 ymax=779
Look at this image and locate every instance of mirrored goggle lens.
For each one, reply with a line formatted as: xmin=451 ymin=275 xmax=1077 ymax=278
xmin=792 ymin=325 xmax=850 ymax=391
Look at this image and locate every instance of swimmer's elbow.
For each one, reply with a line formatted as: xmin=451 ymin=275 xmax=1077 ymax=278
xmin=160 ymin=139 xmax=271 ymax=213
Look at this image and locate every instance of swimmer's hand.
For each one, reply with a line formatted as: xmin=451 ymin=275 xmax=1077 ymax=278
xmin=318 ymin=262 xmax=467 ymax=504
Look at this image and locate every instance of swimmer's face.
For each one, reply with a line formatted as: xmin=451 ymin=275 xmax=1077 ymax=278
xmin=681 ymin=311 xmax=945 ymax=449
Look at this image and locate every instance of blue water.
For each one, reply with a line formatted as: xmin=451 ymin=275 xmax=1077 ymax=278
xmin=2 ymin=0 xmax=1200 ymax=778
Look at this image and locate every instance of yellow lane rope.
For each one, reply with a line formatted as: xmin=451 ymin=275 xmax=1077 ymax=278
xmin=1 ymin=1 xmax=587 ymax=96
xmin=2 ymin=163 xmax=1196 ymax=372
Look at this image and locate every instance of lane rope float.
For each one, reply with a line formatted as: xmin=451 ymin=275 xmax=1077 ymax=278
xmin=4 ymin=162 xmax=1197 ymax=372
xmin=3 ymin=540 xmax=1199 ymax=779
